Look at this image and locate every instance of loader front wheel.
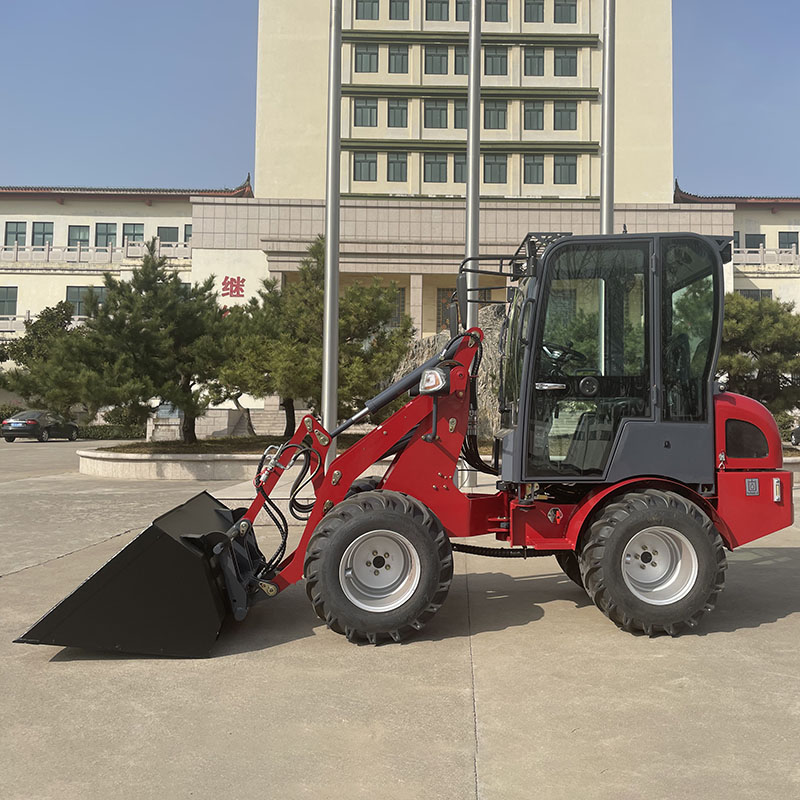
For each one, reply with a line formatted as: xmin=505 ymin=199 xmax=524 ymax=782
xmin=304 ymin=491 xmax=453 ymax=643
xmin=579 ymin=489 xmax=727 ymax=636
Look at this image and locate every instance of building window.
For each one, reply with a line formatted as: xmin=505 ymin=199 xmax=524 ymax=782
xmin=390 ymin=0 xmax=409 ymax=20
xmin=456 ymin=0 xmax=469 ymax=20
xmin=354 ymin=98 xmax=378 ymax=126
xmin=485 ymin=0 xmax=507 ymax=22
xmin=389 ymin=286 xmax=407 ymax=328
xmin=436 ymin=287 xmax=455 ymax=329
xmin=95 ymin=222 xmax=117 ymax=248
xmin=31 ymin=222 xmax=53 ymax=247
xmin=779 ymin=231 xmax=798 ymax=251
xmin=353 ymin=152 xmax=378 ymax=181
xmin=4 ymin=222 xmax=25 ymax=247
xmin=554 ymin=47 xmax=578 ymax=76
xmin=524 ymin=100 xmax=544 ymax=130
xmin=745 ymin=233 xmax=765 ymax=249
xmin=424 ymin=153 xmax=448 ymax=183
xmin=356 ymin=0 xmax=379 ymax=19
xmin=389 ymin=45 xmax=408 ymax=73
xmin=454 ymin=153 xmax=469 ymax=183
xmin=123 ymin=223 xmax=144 ymax=243
xmin=732 ymin=231 xmax=740 ymax=249
xmin=736 ymin=289 xmax=772 ymax=301
xmin=158 ymin=226 xmax=179 ymax=242
xmin=524 ymin=154 xmax=544 ymax=184
xmin=66 ymin=286 xmax=107 ymax=317
xmin=388 ymin=98 xmax=408 ymax=127
xmin=426 ymin=0 xmax=449 ymax=21
xmin=455 ymin=46 xmax=468 ymax=74
xmin=484 ymin=46 xmax=508 ymax=76
xmin=424 ymin=99 xmax=448 ymax=128
xmin=554 ymin=101 xmax=577 ymax=130
xmin=355 ymin=44 xmax=378 ymax=72
xmin=68 ymin=225 xmax=89 ymax=247
xmin=524 ymin=0 xmax=544 ymax=22
xmin=554 ymin=154 xmax=577 ymax=184
xmin=554 ymin=0 xmax=577 ymax=23
xmin=484 ymin=154 xmax=507 ymax=184
xmin=0 ymin=286 xmax=18 ymax=316
xmin=524 ymin=46 xmax=544 ymax=76
xmin=425 ymin=45 xmax=448 ymax=74
xmin=454 ymin=99 xmax=468 ymax=129
xmin=184 ymin=224 xmax=192 ymax=242
xmin=387 ymin=152 xmax=408 ymax=182
xmin=484 ymin=100 xmax=507 ymax=129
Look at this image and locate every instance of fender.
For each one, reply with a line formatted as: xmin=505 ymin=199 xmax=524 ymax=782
xmin=564 ymin=477 xmax=736 ymax=551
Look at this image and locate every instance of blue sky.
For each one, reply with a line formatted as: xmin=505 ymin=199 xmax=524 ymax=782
xmin=1 ymin=1 xmax=797 ymax=196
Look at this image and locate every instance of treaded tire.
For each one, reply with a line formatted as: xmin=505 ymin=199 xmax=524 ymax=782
xmin=555 ymin=551 xmax=584 ymax=590
xmin=69 ymin=428 xmax=79 ymax=441
xmin=579 ymin=489 xmax=727 ymax=636
xmin=38 ymin=429 xmax=49 ymax=442
xmin=3 ymin=436 xmax=14 ymax=443
xmin=304 ymin=490 xmax=453 ymax=643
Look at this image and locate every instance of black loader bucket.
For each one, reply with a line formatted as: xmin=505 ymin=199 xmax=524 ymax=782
xmin=15 ymin=492 xmax=268 ymax=658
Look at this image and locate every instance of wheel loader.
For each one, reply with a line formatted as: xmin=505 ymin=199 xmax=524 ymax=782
xmin=16 ymin=232 xmax=794 ymax=656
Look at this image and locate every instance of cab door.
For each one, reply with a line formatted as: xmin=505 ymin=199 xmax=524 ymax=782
xmin=524 ymin=238 xmax=653 ymax=479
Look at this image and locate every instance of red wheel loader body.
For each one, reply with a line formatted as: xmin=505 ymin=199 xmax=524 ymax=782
xmin=16 ymin=232 xmax=794 ymax=656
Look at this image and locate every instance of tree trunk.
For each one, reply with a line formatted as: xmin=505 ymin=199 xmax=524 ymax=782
xmin=181 ymin=414 xmax=197 ymax=444
xmin=232 ymin=395 xmax=256 ymax=436
xmin=281 ymin=397 xmax=296 ymax=437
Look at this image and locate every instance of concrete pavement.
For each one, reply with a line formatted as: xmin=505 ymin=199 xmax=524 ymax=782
xmin=1 ymin=442 xmax=799 ymax=799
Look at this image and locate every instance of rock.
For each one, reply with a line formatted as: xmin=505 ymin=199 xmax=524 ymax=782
xmin=394 ymin=304 xmax=505 ymax=441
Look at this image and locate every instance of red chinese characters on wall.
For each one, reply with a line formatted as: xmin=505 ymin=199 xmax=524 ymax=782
xmin=221 ymin=275 xmax=245 ymax=297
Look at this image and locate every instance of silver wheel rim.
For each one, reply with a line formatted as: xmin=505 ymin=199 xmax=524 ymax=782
xmin=339 ymin=529 xmax=421 ymax=612
xmin=621 ymin=526 xmax=699 ymax=605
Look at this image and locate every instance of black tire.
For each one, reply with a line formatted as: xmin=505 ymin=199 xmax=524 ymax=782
xmin=555 ymin=551 xmax=584 ymax=589
xmin=792 ymin=434 xmax=798 ymax=446
xmin=579 ymin=489 xmax=727 ymax=636
xmin=304 ymin=490 xmax=453 ymax=643
xmin=345 ymin=475 xmax=382 ymax=498
xmin=3 ymin=436 xmax=14 ymax=443
xmin=69 ymin=428 xmax=79 ymax=441
xmin=38 ymin=429 xmax=50 ymax=443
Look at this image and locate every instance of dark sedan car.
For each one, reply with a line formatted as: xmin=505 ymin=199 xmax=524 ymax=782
xmin=2 ymin=410 xmax=79 ymax=443
xmin=791 ymin=426 xmax=800 ymax=447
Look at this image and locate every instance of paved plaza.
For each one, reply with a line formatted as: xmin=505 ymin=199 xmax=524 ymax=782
xmin=1 ymin=441 xmax=799 ymax=799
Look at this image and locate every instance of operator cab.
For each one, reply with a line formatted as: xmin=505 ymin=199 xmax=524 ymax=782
xmin=466 ymin=232 xmax=726 ymax=489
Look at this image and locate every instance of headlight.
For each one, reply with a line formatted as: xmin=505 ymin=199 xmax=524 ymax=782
xmin=419 ymin=367 xmax=449 ymax=395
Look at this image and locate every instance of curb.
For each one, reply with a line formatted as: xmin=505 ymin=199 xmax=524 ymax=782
xmin=78 ymin=449 xmax=264 ymax=481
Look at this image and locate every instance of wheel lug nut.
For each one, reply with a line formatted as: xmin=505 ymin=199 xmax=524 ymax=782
xmin=374 ymin=570 xmax=380 ymax=576
xmin=634 ymin=553 xmax=640 ymax=560
xmin=653 ymin=550 xmax=658 ymax=556
xmin=640 ymin=564 xmax=646 ymax=570
xmin=372 ymin=551 xmax=378 ymax=556
xmin=651 ymin=561 xmax=657 ymax=567
xmin=366 ymin=561 xmax=372 ymax=567
xmin=385 ymin=565 xmax=391 ymax=570
xmin=384 ymin=553 xmax=389 ymax=558
xmin=642 ymin=545 xmax=648 ymax=550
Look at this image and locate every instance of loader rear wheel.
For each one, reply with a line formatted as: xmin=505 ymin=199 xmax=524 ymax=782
xmin=304 ymin=491 xmax=453 ymax=643
xmin=554 ymin=551 xmax=584 ymax=589
xmin=579 ymin=489 xmax=727 ymax=636
xmin=345 ymin=475 xmax=382 ymax=498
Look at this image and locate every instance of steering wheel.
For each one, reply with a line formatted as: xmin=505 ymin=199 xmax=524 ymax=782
xmin=542 ymin=341 xmax=587 ymax=364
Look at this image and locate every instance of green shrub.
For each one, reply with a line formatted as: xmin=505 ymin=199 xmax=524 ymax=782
xmin=774 ymin=410 xmax=795 ymax=442
xmin=0 ymin=403 xmax=23 ymax=422
xmin=103 ymin=405 xmax=151 ymax=427
xmin=78 ymin=424 xmax=146 ymax=440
